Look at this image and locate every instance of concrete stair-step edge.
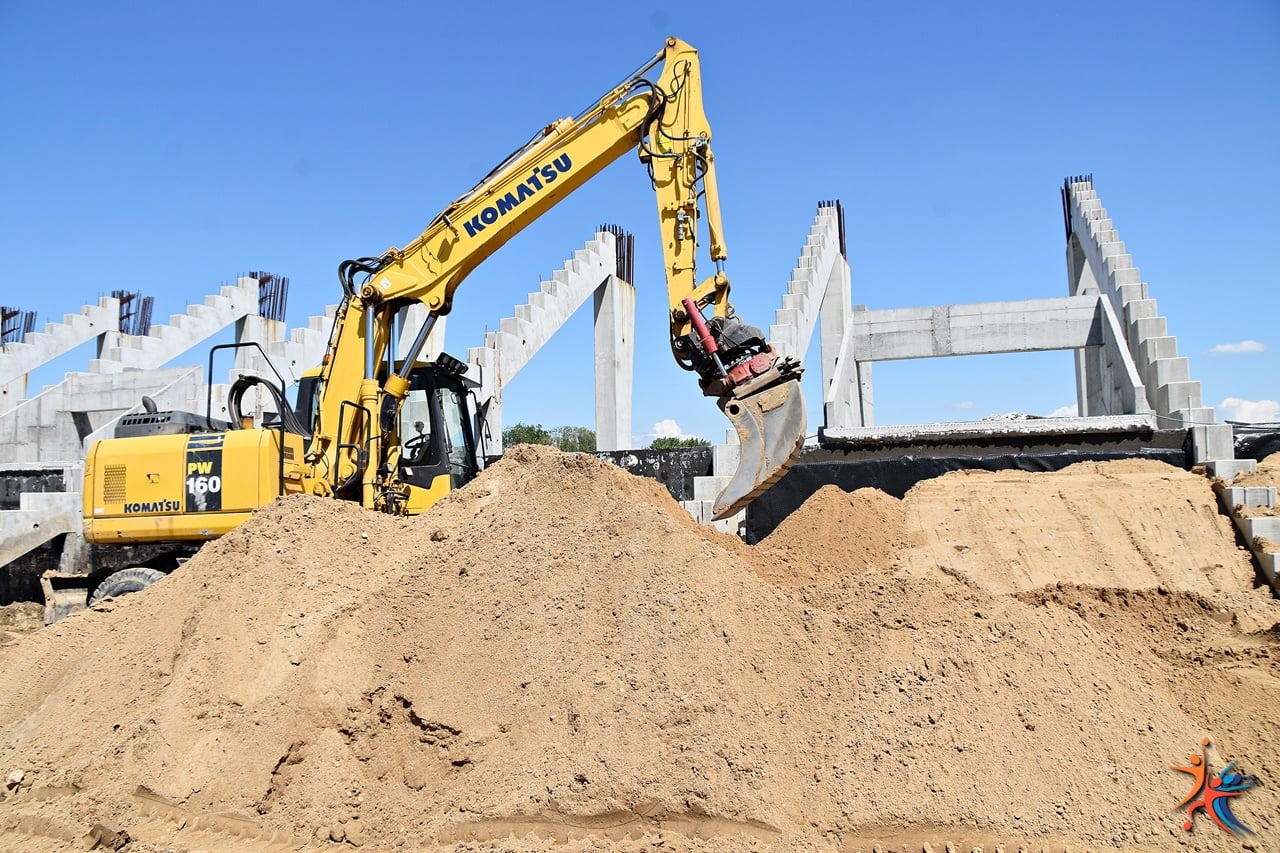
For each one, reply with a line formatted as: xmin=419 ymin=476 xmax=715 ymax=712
xmin=1099 ymin=242 xmax=1131 ymax=266
xmin=169 ymin=305 xmax=229 ymax=332
xmin=499 ymin=314 xmax=537 ymax=347
xmin=1137 ymin=335 xmax=1178 ymax=366
xmin=0 ymin=491 xmax=80 ymax=568
xmin=482 ymin=236 xmax=613 ymax=381
xmin=780 ymin=293 xmax=815 ymax=329
xmin=464 ymin=346 xmax=497 ymax=399
xmin=87 ymin=284 xmax=258 ymax=374
xmin=1211 ymin=473 xmax=1280 ymax=592
xmin=1116 ymin=283 xmax=1148 ymax=305
xmin=1240 ymin=516 xmax=1280 ymax=542
xmin=1259 ymin=550 xmax=1280 ymax=589
xmin=1222 ymin=485 xmax=1277 ymax=510
xmin=495 ymin=328 xmax=543 ymax=372
xmin=1144 ymin=357 xmax=1188 ymax=389
xmin=307 ymin=305 xmax=340 ymax=333
xmin=682 ymin=441 xmax=747 ymax=528
xmin=117 ymin=333 xmax=168 ymax=355
xmin=1130 ymin=316 xmax=1167 ymax=340
xmin=263 ymin=339 xmax=322 ymax=384
xmin=679 ymin=499 xmax=738 ymax=533
xmin=1206 ymin=458 xmax=1258 ymax=480
xmin=289 ymin=326 xmax=329 ymax=350
xmin=1230 ymin=512 xmax=1280 ymax=591
xmin=768 ymin=206 xmax=843 ymax=364
xmin=693 ymin=474 xmax=731 ymax=503
xmin=1155 ymin=381 xmax=1202 ymax=416
xmin=1106 ymin=264 xmax=1141 ymax=287
xmin=1187 ymin=417 xmax=1239 ymax=458
xmin=1190 ymin=423 xmax=1234 ymax=462
xmin=86 ymin=358 xmax=125 ymax=375
xmin=0 ymin=298 xmax=120 ymax=387
xmin=95 ymin=345 xmax=166 ymax=371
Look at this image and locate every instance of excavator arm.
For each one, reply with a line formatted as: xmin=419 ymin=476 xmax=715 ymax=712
xmin=310 ymin=37 xmax=805 ymax=520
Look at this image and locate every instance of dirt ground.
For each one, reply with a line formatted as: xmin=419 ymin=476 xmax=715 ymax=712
xmin=0 ymin=447 xmax=1277 ymax=852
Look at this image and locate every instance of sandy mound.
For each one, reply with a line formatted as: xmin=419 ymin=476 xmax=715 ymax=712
xmin=0 ymin=446 xmax=1276 ymax=852
xmin=895 ymin=459 xmax=1262 ymax=600
xmin=1232 ymin=450 xmax=1280 ymax=487
xmin=0 ymin=602 xmax=41 ymax=647
xmin=751 ymin=486 xmax=907 ymax=585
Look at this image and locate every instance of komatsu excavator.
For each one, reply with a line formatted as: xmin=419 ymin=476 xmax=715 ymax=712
xmin=48 ymin=37 xmax=806 ymax=619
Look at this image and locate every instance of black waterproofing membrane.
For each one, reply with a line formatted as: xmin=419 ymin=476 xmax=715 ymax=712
xmin=744 ymin=429 xmax=1189 ymax=543
xmin=1231 ymin=422 xmax=1280 ymax=462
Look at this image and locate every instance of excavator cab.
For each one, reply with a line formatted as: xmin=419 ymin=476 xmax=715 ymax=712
xmin=395 ymin=355 xmax=480 ymax=494
xmin=293 ymin=355 xmax=480 ymax=514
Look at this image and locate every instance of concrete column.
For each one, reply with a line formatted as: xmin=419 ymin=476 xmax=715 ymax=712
xmin=818 ymin=253 xmax=851 ymax=408
xmin=0 ymin=377 xmax=26 ymax=417
xmin=593 ymin=274 xmax=634 ymax=452
xmin=853 ymin=305 xmax=874 ymax=427
xmin=855 ymin=358 xmax=875 ymax=427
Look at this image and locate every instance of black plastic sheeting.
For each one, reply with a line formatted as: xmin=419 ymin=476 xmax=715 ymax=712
xmin=745 ymin=443 xmax=1187 ymax=544
xmin=1231 ymin=422 xmax=1280 ymax=462
xmin=0 ymin=469 xmax=66 ymax=511
xmin=594 ymin=447 xmax=714 ymax=502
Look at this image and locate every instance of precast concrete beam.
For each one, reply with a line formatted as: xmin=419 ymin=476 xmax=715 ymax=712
xmin=0 ymin=491 xmax=80 ymax=568
xmin=821 ymin=413 xmax=1159 ymax=446
xmin=851 ymin=295 xmax=1104 ymax=362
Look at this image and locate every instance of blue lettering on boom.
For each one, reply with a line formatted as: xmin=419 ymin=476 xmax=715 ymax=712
xmin=463 ymin=154 xmax=573 ymax=238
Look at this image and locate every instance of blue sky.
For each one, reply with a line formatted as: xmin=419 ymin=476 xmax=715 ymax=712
xmin=2 ymin=1 xmax=1277 ymax=444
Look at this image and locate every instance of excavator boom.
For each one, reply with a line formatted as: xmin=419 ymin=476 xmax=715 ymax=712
xmin=316 ymin=37 xmax=806 ymax=519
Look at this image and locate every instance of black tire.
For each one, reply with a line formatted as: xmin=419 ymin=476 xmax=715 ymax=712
xmin=88 ymin=567 xmax=167 ymax=605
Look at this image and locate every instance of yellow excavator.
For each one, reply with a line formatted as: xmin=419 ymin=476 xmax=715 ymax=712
xmin=47 ymin=37 xmax=806 ymax=619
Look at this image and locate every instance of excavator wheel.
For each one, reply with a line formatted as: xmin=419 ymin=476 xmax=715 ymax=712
xmin=88 ymin=567 xmax=167 ymax=606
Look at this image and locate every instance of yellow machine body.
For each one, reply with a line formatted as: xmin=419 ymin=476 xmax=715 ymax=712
xmin=82 ymin=429 xmax=307 ymax=544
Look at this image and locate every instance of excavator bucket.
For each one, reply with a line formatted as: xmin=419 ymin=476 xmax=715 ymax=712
xmin=712 ymin=380 xmax=807 ymax=520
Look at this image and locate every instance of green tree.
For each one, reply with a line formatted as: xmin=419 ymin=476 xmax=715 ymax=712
xmin=503 ymin=422 xmax=597 ymax=452
xmin=550 ymin=425 xmax=597 ymax=452
xmin=503 ymin=422 xmax=553 ymax=447
xmin=649 ymin=436 xmax=711 ymax=449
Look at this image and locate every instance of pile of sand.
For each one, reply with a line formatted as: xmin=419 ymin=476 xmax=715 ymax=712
xmin=1231 ymin=450 xmax=1280 ymax=489
xmin=750 ymin=485 xmax=907 ymax=585
xmin=0 ymin=446 xmax=1276 ymax=852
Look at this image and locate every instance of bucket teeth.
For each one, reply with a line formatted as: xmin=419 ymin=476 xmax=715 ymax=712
xmin=712 ymin=379 xmax=806 ymax=520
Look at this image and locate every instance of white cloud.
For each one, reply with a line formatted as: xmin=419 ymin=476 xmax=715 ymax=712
xmin=1048 ymin=404 xmax=1079 ymax=418
xmin=1209 ymin=340 xmax=1268 ymax=355
xmin=633 ymin=419 xmax=705 ymax=447
xmin=1218 ymin=397 xmax=1280 ymax=423
xmin=651 ymin=419 xmax=686 ymax=438
xmin=948 ymin=401 xmax=974 ymax=410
